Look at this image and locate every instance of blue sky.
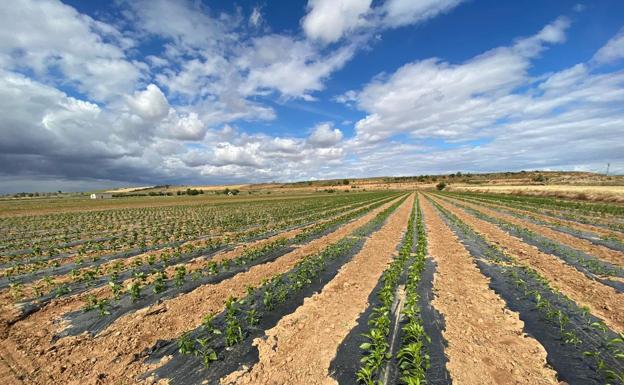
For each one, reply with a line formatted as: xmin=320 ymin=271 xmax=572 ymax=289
xmin=1 ymin=0 xmax=623 ymax=192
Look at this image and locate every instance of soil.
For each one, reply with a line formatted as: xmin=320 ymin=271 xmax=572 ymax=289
xmin=0 ymin=196 xmax=405 ymax=385
xmin=219 ymin=194 xmax=414 ymax=385
xmin=429 ymin=194 xmax=624 ymax=334
xmin=420 ymin=195 xmax=560 ymax=385
xmin=453 ymin=194 xmax=619 ymax=238
xmin=442 ymin=195 xmax=624 ymax=266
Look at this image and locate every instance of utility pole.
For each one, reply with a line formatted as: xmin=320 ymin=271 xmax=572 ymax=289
xmin=606 ymin=163 xmax=610 ymax=176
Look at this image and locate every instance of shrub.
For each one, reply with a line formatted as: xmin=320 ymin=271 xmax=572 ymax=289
xmin=436 ymin=182 xmax=447 ymax=191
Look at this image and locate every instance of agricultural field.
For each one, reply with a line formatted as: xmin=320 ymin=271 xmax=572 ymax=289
xmin=0 ymin=188 xmax=622 ymax=385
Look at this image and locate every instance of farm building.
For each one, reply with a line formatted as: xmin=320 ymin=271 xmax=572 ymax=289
xmin=90 ymin=193 xmax=113 ymax=199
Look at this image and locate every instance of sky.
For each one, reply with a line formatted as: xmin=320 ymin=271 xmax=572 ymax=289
xmin=1 ymin=0 xmax=623 ymax=193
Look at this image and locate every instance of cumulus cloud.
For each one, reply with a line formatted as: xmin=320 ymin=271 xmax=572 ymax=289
xmin=302 ymin=0 xmax=372 ymax=43
xmin=1 ymin=0 xmax=622 ymax=193
xmin=307 ymin=123 xmax=344 ymax=147
xmin=126 ymin=84 xmax=170 ymax=120
xmin=0 ymin=0 xmax=142 ymax=101
xmin=345 ymin=17 xmax=571 ymax=143
xmin=334 ymin=18 xmax=624 ymax=177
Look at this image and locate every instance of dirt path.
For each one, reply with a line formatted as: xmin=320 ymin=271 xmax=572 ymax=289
xmin=0 ymin=196 xmax=405 ymax=385
xmin=428 ymin=194 xmax=624 ymax=334
xmin=420 ymin=195 xmax=559 ymax=385
xmin=440 ymin=195 xmax=624 ymax=267
xmin=220 ymin=194 xmax=415 ymax=385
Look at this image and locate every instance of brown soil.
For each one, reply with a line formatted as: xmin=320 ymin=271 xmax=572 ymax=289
xmin=451 ymin=194 xmax=620 ymax=239
xmin=0 ymin=195 xmax=405 ymax=385
xmin=420 ymin=195 xmax=559 ymax=385
xmin=0 ymin=198 xmax=384 ymax=310
xmin=428 ymin=194 xmax=624 ymax=334
xmin=220 ymin=194 xmax=415 ymax=385
xmin=441 ymin=195 xmax=624 ymax=267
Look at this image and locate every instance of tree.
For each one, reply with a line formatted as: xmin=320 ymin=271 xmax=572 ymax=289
xmin=342 ymin=179 xmax=350 ymax=185
xmin=436 ymin=182 xmax=447 ymax=191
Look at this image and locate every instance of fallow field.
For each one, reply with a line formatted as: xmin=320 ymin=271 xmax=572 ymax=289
xmin=0 ymin=189 xmax=622 ymax=385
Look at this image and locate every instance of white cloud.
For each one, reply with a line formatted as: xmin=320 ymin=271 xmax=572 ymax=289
xmin=593 ymin=28 xmax=624 ymax=65
xmin=239 ymin=35 xmax=357 ymax=98
xmin=164 ymin=112 xmax=206 ymax=141
xmin=307 ymin=123 xmax=344 ymax=147
xmin=302 ymin=0 xmax=372 ymax=43
xmin=346 ymin=18 xmax=571 ymax=143
xmin=300 ymin=0 xmax=464 ymax=44
xmin=249 ymin=7 xmax=263 ymax=27
xmin=126 ymin=84 xmax=170 ymax=121
xmin=381 ymin=0 xmax=463 ymax=28
xmin=128 ymin=0 xmax=233 ymax=52
xmin=0 ymin=0 xmax=142 ymax=101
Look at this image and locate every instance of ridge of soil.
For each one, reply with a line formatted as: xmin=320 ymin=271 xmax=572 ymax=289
xmin=440 ymin=195 xmax=624 ymax=267
xmin=219 ymin=194 xmax=414 ymax=385
xmin=420 ymin=195 xmax=559 ymax=385
xmin=428 ymin=194 xmax=624 ymax=334
xmin=0 ymin=196 xmax=405 ymax=385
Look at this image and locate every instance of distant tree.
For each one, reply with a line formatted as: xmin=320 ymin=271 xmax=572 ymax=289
xmin=436 ymin=182 xmax=447 ymax=191
xmin=342 ymin=179 xmax=350 ymax=185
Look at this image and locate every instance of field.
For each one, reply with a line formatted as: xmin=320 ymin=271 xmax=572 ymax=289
xmin=0 ymin=188 xmax=623 ymax=385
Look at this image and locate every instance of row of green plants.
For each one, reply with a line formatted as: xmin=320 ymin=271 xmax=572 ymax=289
xmin=446 ymin=192 xmax=624 ymax=250
xmin=396 ymin=198 xmax=429 ymax=385
xmin=438 ymin=195 xmax=623 ymax=279
xmin=357 ymin=201 xmax=416 ymax=384
xmin=76 ymin=196 xmax=401 ymax=316
xmin=172 ymin=197 xmax=408 ymax=370
xmin=2 ymin=192 xmax=392 ymax=266
xmin=6 ymin=194 xmax=394 ymax=301
xmin=446 ymin=191 xmax=624 ymax=232
xmin=428 ymin=196 xmax=623 ymax=385
xmin=357 ymin=197 xmax=432 ymax=385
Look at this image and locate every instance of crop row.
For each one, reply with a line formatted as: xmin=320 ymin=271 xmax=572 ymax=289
xmin=426 ymin=194 xmax=623 ymax=385
xmin=355 ymin=196 xmax=432 ymax=385
xmin=2 ymin=193 xmax=394 ymax=282
xmin=138 ymin=195 xmax=409 ymax=384
xmin=1 ymin=193 xmax=391 ymax=262
xmin=10 ymin=194 xmax=399 ymax=326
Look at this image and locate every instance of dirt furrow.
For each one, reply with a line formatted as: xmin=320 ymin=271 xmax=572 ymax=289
xmin=453 ymin=194 xmax=619 ymax=238
xmin=428 ymin=194 xmax=624 ymax=334
xmin=220 ymin=194 xmax=415 ymax=385
xmin=420 ymin=195 xmax=559 ymax=385
xmin=440 ymin=195 xmax=624 ymax=267
xmin=0 ymin=197 xmax=391 ymax=327
xmin=0 ymin=195 xmax=405 ymax=385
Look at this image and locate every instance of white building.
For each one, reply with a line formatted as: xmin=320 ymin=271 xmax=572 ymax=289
xmin=90 ymin=193 xmax=113 ymax=199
